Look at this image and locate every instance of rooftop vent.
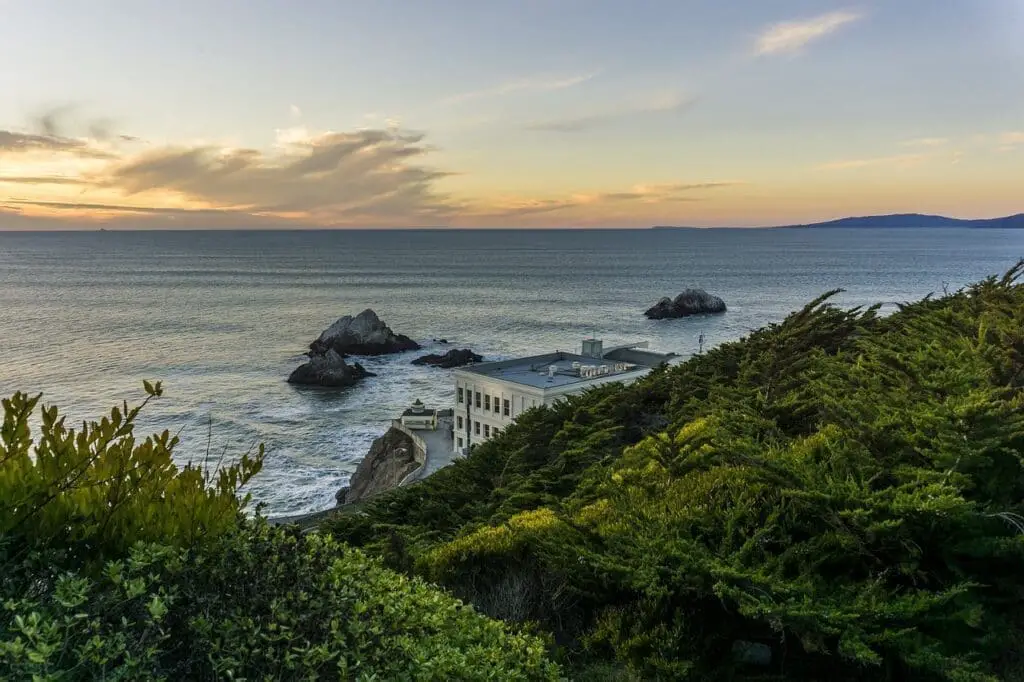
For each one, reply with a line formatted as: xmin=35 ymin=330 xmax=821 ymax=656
xmin=582 ymin=338 xmax=603 ymax=359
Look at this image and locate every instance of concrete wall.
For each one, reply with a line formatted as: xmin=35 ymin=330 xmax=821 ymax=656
xmin=391 ymin=419 xmax=428 ymax=486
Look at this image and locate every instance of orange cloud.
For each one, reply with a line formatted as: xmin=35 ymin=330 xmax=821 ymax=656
xmin=1 ymin=114 xmax=742 ymax=228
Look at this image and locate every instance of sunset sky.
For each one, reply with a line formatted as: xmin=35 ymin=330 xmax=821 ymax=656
xmin=1 ymin=0 xmax=1022 ymax=229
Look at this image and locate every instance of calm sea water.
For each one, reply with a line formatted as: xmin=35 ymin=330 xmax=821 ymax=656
xmin=1 ymin=228 xmax=1021 ymax=515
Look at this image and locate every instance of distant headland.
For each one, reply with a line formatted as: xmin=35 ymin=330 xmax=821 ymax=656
xmin=653 ymin=213 xmax=1024 ymax=230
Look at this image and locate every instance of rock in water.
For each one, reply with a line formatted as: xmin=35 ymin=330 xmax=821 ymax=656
xmin=287 ymin=349 xmax=375 ymax=387
xmin=411 ymin=348 xmax=482 ymax=368
xmin=645 ymin=289 xmax=727 ymax=319
xmin=339 ymin=427 xmax=422 ymax=505
xmin=310 ymin=309 xmax=420 ymax=356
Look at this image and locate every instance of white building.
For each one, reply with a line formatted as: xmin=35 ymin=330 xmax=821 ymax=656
xmin=400 ymin=399 xmax=437 ymax=430
xmin=452 ymin=339 xmax=673 ymax=453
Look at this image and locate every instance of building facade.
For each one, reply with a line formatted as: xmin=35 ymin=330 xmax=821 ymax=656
xmin=451 ymin=339 xmax=672 ymax=453
xmin=400 ymin=399 xmax=437 ymax=430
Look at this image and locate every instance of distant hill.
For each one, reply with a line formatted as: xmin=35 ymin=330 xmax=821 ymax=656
xmin=653 ymin=213 xmax=1024 ymax=229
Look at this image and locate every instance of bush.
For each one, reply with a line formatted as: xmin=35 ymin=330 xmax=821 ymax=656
xmin=1 ymin=523 xmax=562 ymax=680
xmin=1 ymin=384 xmax=562 ymax=680
xmin=0 ymin=381 xmax=263 ymax=566
xmin=328 ymin=264 xmax=1024 ymax=681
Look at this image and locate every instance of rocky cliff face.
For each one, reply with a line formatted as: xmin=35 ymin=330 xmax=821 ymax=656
xmin=337 ymin=426 xmax=422 ymax=505
xmin=645 ymin=289 xmax=727 ymax=319
xmin=287 ymin=349 xmax=374 ymax=387
xmin=311 ymin=309 xmax=420 ymax=356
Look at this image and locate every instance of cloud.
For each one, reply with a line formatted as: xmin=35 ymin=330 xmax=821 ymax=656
xmin=290 ymin=104 xmax=302 ymax=118
xmin=0 ymin=107 xmax=137 ymax=159
xmin=754 ymin=10 xmax=862 ymax=56
xmin=0 ymin=130 xmax=117 ymax=158
xmin=3 ymin=199 xmax=243 ymax=215
xmin=87 ymin=127 xmax=459 ymax=223
xmin=0 ymin=199 xmax=293 ymax=228
xmin=998 ymin=131 xmax=1024 ymax=151
xmin=475 ymin=181 xmax=736 ymax=219
xmin=441 ymin=72 xmax=597 ymax=105
xmin=0 ymin=175 xmax=85 ymax=185
xmin=816 ymin=153 xmax=931 ymax=170
xmin=902 ymin=137 xmax=949 ymax=147
xmin=1 ymin=107 xmax=738 ymax=228
xmin=525 ymin=92 xmax=697 ymax=133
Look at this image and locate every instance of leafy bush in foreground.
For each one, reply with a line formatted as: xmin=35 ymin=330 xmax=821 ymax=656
xmin=328 ymin=264 xmax=1024 ymax=680
xmin=0 ymin=385 xmax=561 ymax=680
xmin=0 ymin=382 xmax=264 ymax=568
xmin=1 ymin=523 xmax=560 ymax=680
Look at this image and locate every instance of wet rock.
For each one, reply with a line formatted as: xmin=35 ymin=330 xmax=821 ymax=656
xmin=645 ymin=289 xmax=726 ymax=319
xmin=309 ymin=309 xmax=420 ymax=356
xmin=340 ymin=427 xmax=422 ymax=505
xmin=411 ymin=348 xmax=482 ymax=369
xmin=287 ymin=349 xmax=374 ymax=387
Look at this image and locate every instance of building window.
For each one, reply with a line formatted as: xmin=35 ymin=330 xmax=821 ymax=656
xmin=493 ymin=397 xmax=500 ymax=414
xmin=493 ymin=427 xmax=500 ymax=436
xmin=484 ymin=394 xmax=490 ymax=411
xmin=457 ymin=437 xmax=463 ymax=449
xmin=484 ymin=424 xmax=490 ymax=437
xmin=475 ymin=391 xmax=481 ymax=408
xmin=457 ymin=415 xmax=463 ymax=429
xmin=503 ymin=399 xmax=510 ymax=416
xmin=457 ymin=387 xmax=464 ymax=403
xmin=474 ymin=421 xmax=480 ymax=435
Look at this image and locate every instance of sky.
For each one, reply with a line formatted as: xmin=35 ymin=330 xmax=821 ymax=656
xmin=1 ymin=0 xmax=1022 ymax=229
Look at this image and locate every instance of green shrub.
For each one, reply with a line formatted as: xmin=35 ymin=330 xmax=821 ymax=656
xmin=0 ymin=381 xmax=263 ymax=567
xmin=1 ymin=523 xmax=562 ymax=680
xmin=328 ymin=264 xmax=1024 ymax=681
xmin=1 ymin=384 xmax=563 ymax=680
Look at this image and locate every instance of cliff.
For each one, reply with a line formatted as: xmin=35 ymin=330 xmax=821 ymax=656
xmin=337 ymin=425 xmax=424 ymax=505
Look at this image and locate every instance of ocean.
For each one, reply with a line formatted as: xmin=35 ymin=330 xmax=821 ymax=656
xmin=1 ymin=227 xmax=1021 ymax=515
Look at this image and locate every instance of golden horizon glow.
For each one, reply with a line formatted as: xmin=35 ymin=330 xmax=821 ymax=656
xmin=2 ymin=2 xmax=1022 ymax=229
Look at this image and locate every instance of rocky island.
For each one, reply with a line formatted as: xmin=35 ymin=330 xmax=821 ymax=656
xmin=411 ymin=348 xmax=482 ymax=368
xmin=288 ymin=309 xmax=419 ymax=387
xmin=287 ymin=349 xmax=374 ymax=387
xmin=311 ymin=309 xmax=420 ymax=356
xmin=645 ymin=289 xmax=727 ymax=319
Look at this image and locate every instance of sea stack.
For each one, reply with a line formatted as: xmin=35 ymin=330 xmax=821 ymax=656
xmin=310 ymin=309 xmax=420 ymax=356
xmin=287 ymin=349 xmax=375 ymax=387
xmin=645 ymin=289 xmax=727 ymax=319
xmin=411 ymin=348 xmax=482 ymax=368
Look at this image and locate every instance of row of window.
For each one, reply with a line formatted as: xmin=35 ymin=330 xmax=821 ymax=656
xmin=457 ymin=387 xmax=512 ymax=417
xmin=455 ymin=415 xmax=500 ymax=444
xmin=458 ymin=421 xmax=501 ymax=448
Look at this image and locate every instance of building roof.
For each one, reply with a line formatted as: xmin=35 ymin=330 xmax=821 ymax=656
xmin=402 ymin=404 xmax=436 ymax=417
xmin=603 ymin=347 xmax=676 ymax=366
xmin=456 ymin=350 xmax=658 ymax=390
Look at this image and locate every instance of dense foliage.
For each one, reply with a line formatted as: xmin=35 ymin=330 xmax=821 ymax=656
xmin=0 ymin=383 xmax=561 ymax=680
xmin=327 ymin=264 xmax=1024 ymax=681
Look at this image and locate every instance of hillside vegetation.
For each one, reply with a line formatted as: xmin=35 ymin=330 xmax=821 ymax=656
xmin=0 ymin=385 xmax=560 ymax=680
xmin=326 ymin=264 xmax=1024 ymax=681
